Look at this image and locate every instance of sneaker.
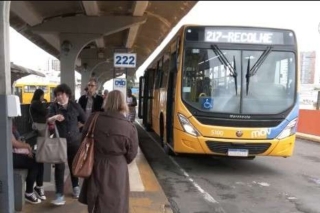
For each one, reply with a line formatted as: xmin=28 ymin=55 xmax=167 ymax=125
xmin=34 ymin=186 xmax=46 ymax=201
xmin=51 ymin=194 xmax=66 ymax=206
xmin=25 ymin=193 xmax=41 ymax=204
xmin=73 ymin=186 xmax=80 ymax=199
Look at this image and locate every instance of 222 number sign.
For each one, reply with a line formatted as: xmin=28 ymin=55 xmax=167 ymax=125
xmin=114 ymin=53 xmax=137 ymax=68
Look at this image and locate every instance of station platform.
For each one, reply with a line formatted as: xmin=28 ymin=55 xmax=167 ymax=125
xmin=20 ymin=146 xmax=172 ymax=213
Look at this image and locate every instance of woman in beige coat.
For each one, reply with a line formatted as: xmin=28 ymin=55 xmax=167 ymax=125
xmin=78 ymin=90 xmax=139 ymax=213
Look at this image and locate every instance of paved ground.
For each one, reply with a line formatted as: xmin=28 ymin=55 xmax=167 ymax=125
xmin=21 ymin=147 xmax=172 ymax=213
xmin=136 ymin=122 xmax=320 ymax=213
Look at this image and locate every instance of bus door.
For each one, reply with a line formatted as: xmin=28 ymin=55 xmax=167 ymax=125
xmin=138 ymin=69 xmax=155 ymax=130
xmin=166 ymin=53 xmax=178 ymax=146
xmin=138 ymin=76 xmax=145 ymax=119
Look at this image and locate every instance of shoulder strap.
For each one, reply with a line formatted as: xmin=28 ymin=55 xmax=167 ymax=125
xmin=86 ymin=112 xmax=100 ymax=137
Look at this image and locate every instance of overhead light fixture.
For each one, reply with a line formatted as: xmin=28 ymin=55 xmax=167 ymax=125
xmin=97 ymin=50 xmax=105 ymax=59
xmin=61 ymin=40 xmax=72 ymax=55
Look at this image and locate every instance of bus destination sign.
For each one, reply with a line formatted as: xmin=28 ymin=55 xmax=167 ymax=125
xmin=204 ymin=28 xmax=287 ymax=44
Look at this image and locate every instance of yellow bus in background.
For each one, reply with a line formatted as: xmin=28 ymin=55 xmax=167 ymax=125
xmin=14 ymin=83 xmax=57 ymax=104
xmin=138 ymin=25 xmax=299 ymax=159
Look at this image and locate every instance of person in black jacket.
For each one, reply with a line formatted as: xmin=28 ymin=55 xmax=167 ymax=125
xmin=29 ymin=89 xmax=48 ymax=136
xmin=47 ymin=83 xmax=86 ymax=206
xmin=78 ymin=78 xmax=104 ymax=119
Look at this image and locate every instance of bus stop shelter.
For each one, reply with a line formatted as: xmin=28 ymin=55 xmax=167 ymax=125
xmin=0 ymin=1 xmax=198 ymax=212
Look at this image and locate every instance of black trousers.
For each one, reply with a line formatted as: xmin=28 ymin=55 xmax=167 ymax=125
xmin=54 ymin=142 xmax=80 ymax=195
xmin=13 ymin=153 xmax=44 ymax=193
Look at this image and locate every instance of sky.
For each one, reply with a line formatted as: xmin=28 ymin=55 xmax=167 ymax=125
xmin=9 ymin=1 xmax=320 ymax=90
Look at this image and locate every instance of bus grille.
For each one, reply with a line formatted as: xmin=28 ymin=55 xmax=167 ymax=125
xmin=195 ymin=116 xmax=282 ymax=128
xmin=205 ymin=141 xmax=271 ymax=155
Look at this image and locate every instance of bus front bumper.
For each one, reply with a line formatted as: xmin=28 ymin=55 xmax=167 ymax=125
xmin=174 ymin=130 xmax=295 ymax=157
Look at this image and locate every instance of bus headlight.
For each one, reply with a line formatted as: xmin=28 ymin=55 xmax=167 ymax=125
xmin=177 ymin=113 xmax=200 ymax=137
xmin=276 ymin=118 xmax=298 ymax=140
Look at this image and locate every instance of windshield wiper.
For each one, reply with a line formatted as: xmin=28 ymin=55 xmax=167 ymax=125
xmin=245 ymin=57 xmax=251 ymax=95
xmin=211 ymin=45 xmax=238 ymax=95
xmin=245 ymin=46 xmax=273 ymax=95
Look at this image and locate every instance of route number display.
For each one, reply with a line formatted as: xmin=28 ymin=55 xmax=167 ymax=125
xmin=114 ymin=53 xmax=137 ymax=68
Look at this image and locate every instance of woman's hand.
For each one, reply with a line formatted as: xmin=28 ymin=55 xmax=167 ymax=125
xmin=48 ymin=114 xmax=65 ymax=123
xmin=78 ymin=122 xmax=84 ymax=129
xmin=23 ymin=143 xmax=33 ymax=158
xmin=55 ymin=114 xmax=65 ymax=122
xmin=27 ymin=151 xmax=34 ymax=158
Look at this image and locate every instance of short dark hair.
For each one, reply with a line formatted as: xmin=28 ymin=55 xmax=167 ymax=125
xmin=54 ymin=83 xmax=72 ymax=97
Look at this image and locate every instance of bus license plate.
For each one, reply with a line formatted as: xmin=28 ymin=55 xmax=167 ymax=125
xmin=227 ymin=149 xmax=249 ymax=157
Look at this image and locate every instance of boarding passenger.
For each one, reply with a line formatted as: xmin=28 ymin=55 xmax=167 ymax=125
xmin=78 ymin=78 xmax=104 ymax=119
xmin=126 ymin=88 xmax=137 ymax=122
xmin=102 ymin=89 xmax=109 ymax=109
xmin=47 ymin=83 xmax=86 ymax=205
xmin=29 ymin=89 xmax=48 ymax=137
xmin=78 ymin=90 xmax=139 ymax=213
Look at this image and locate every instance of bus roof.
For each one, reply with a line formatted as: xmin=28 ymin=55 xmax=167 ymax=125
xmin=181 ymin=24 xmax=295 ymax=33
xmin=15 ymin=83 xmax=58 ymax=86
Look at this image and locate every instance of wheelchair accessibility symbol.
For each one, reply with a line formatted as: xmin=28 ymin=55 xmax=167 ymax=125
xmin=203 ymin=99 xmax=212 ymax=109
xmin=200 ymin=97 xmax=213 ymax=110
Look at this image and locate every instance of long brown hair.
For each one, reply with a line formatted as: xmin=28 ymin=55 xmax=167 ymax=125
xmin=104 ymin=90 xmax=128 ymax=114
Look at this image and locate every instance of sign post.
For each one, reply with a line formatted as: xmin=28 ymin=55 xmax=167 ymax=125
xmin=113 ymin=53 xmax=137 ymax=68
xmin=113 ymin=78 xmax=127 ymax=98
xmin=113 ymin=51 xmax=137 ymax=98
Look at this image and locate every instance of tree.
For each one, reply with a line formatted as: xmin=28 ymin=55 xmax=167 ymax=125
xmin=127 ymin=73 xmax=136 ymax=89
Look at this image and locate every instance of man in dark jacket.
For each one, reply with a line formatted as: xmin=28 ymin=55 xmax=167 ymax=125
xmin=78 ymin=78 xmax=104 ymax=119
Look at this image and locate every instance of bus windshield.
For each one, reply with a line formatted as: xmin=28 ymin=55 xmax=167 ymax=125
xmin=182 ymin=47 xmax=296 ymax=115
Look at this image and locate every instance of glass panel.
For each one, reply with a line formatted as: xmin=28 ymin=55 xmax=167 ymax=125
xmin=182 ymin=48 xmax=241 ymax=113
xmin=242 ymin=51 xmax=295 ymax=114
xmin=182 ymin=48 xmax=296 ymax=115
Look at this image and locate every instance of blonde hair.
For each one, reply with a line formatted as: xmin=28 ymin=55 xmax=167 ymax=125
xmin=104 ymin=90 xmax=128 ymax=114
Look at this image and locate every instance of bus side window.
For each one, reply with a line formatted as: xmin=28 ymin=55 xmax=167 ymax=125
xmin=155 ymin=58 xmax=163 ymax=89
xmin=161 ymin=53 xmax=170 ymax=88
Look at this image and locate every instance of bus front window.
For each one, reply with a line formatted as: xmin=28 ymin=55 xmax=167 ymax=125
xmin=182 ymin=48 xmax=296 ymax=115
xmin=242 ymin=51 xmax=296 ymax=114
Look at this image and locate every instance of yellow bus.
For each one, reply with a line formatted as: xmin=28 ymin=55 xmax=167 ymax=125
xmin=138 ymin=25 xmax=299 ymax=158
xmin=14 ymin=83 xmax=57 ymax=104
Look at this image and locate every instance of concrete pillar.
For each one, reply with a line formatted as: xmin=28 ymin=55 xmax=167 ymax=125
xmin=81 ymin=59 xmax=109 ymax=93
xmin=81 ymin=69 xmax=92 ymax=93
xmin=0 ymin=1 xmax=15 ymax=213
xmin=59 ymin=33 xmax=100 ymax=100
xmin=97 ymin=80 xmax=104 ymax=91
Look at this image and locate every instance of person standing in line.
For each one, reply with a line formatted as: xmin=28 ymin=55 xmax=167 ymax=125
xmin=126 ymin=88 xmax=137 ymax=122
xmin=78 ymin=90 xmax=139 ymax=213
xmin=78 ymin=79 xmax=104 ymax=120
xmin=47 ymin=83 xmax=87 ymax=205
xmin=102 ymin=89 xmax=109 ymax=109
xmin=29 ymin=88 xmax=48 ymax=137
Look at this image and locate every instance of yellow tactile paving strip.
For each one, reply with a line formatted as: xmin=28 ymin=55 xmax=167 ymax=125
xmin=21 ymin=148 xmax=172 ymax=213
